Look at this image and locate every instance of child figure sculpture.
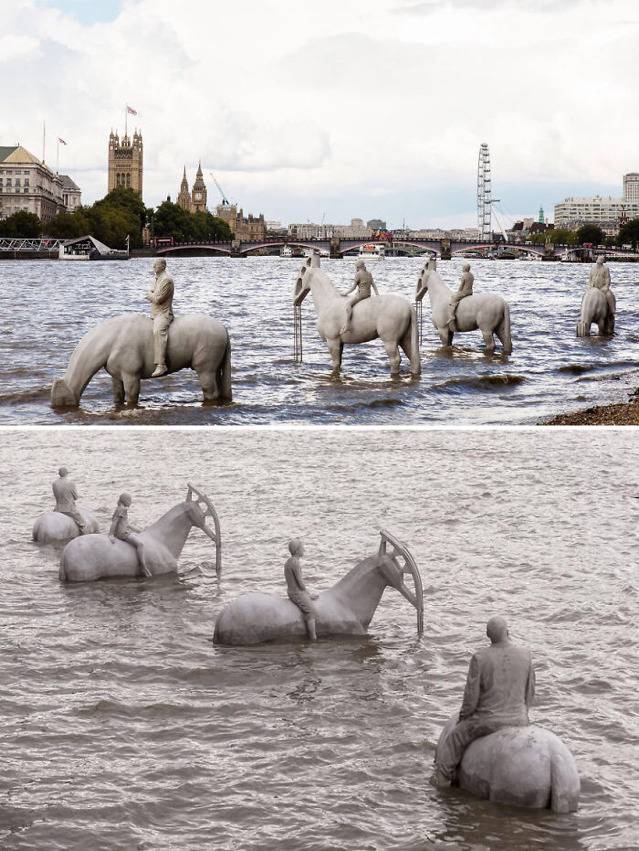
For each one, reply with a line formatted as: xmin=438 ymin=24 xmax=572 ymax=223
xmin=109 ymin=493 xmax=151 ymax=577
xmin=284 ymin=539 xmax=317 ymax=640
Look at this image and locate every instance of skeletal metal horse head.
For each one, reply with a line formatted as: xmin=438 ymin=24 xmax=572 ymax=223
xmin=185 ymin=483 xmax=222 ymax=575
xmin=377 ymin=529 xmax=424 ymax=635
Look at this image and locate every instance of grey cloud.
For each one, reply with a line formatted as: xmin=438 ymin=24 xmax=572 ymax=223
xmin=394 ymin=0 xmax=601 ymax=13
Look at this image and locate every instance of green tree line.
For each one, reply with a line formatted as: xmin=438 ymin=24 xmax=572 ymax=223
xmin=0 ymin=189 xmax=232 ymax=248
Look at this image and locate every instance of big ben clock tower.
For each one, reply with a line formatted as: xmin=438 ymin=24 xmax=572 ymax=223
xmin=191 ymin=162 xmax=207 ymax=213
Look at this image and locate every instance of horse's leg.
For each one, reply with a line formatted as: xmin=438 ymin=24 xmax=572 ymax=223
xmin=327 ymin=338 xmax=342 ymax=378
xmin=122 ymin=373 xmax=141 ymax=407
xmin=383 ymin=339 xmax=401 ymax=376
xmin=481 ymin=328 xmax=496 ymax=355
xmin=197 ymin=369 xmax=219 ymax=403
xmin=112 ymin=376 xmax=125 ymax=407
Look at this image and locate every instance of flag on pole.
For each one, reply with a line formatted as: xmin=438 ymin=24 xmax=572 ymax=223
xmin=127 ymin=105 xmax=138 ymax=116
xmin=58 ymin=137 xmax=67 ymax=145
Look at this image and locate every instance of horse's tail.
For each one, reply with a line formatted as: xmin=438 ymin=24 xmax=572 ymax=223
xmin=549 ymin=743 xmax=580 ymax=814
xmin=498 ymin=302 xmax=512 ymax=355
xmin=402 ymin=307 xmax=421 ymax=376
xmin=218 ymin=333 xmax=232 ymax=402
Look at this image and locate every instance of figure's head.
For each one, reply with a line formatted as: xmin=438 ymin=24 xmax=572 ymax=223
xmin=356 ymin=261 xmax=366 ymax=271
xmin=596 ymin=255 xmax=605 ymax=266
xmin=118 ymin=492 xmax=132 ymax=507
xmin=153 ymin=258 xmax=166 ymax=275
xmin=486 ymin=616 xmax=509 ymax=644
xmin=58 ymin=466 xmax=69 ymax=478
xmin=288 ymin=538 xmax=305 ymax=557
xmin=463 ymin=263 xmax=471 ymax=272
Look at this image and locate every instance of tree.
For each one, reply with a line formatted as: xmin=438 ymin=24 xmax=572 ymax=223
xmin=576 ymin=224 xmax=604 ymax=246
xmin=618 ymin=218 xmax=639 ymax=249
xmin=0 ymin=210 xmax=42 ymax=237
xmin=45 ymin=210 xmax=90 ymax=240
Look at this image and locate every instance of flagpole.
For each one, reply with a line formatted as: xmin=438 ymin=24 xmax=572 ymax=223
xmin=125 ymin=104 xmax=128 ymax=139
xmin=42 ymin=120 xmax=46 ymax=164
xmin=56 ymin=139 xmax=60 ymax=174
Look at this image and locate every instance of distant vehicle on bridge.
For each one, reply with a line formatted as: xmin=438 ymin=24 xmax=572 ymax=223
xmin=152 ymin=236 xmax=175 ymax=249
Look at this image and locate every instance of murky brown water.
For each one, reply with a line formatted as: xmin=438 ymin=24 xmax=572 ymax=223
xmin=1 ymin=428 xmax=637 ymax=850
xmin=1 ymin=257 xmax=638 ymax=424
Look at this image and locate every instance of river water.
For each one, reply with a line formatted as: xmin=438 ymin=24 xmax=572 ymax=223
xmin=1 ymin=428 xmax=637 ymax=850
xmin=1 ymin=257 xmax=638 ymax=425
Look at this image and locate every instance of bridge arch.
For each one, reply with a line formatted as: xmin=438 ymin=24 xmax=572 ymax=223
xmin=239 ymin=240 xmax=327 ymax=256
xmin=157 ymin=243 xmax=231 ymax=256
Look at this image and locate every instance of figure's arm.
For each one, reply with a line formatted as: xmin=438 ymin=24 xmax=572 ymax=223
xmin=108 ymin=513 xmax=119 ymax=542
xmin=151 ymin=279 xmax=173 ymax=305
xmin=458 ymin=654 xmax=480 ymax=720
xmin=343 ymin=283 xmax=357 ymax=296
xmin=291 ymin=560 xmax=308 ymax=593
xmin=371 ymin=281 xmax=379 ymax=296
xmin=71 ymin=484 xmax=78 ymax=500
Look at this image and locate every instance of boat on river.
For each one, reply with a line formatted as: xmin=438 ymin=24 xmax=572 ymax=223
xmin=358 ymin=243 xmax=386 ymax=260
xmin=59 ymin=235 xmax=129 ymax=261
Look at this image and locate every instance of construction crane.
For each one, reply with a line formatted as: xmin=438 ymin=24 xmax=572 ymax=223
xmin=209 ymin=173 xmax=231 ymax=206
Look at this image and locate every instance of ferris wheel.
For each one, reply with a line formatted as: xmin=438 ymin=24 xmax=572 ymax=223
xmin=477 ymin=143 xmax=493 ymax=241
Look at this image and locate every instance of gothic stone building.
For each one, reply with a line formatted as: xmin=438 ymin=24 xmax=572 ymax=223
xmin=177 ymin=163 xmax=207 ymax=213
xmin=108 ymin=130 xmax=143 ymax=197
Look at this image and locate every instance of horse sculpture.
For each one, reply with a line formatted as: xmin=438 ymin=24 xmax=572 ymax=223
xmin=59 ymin=484 xmax=221 ymax=582
xmin=51 ymin=313 xmax=232 ymax=408
xmin=214 ymin=529 xmax=424 ymax=645
xmin=576 ymin=288 xmax=615 ymax=337
xmin=416 ymin=265 xmax=512 ymax=355
xmin=293 ymin=255 xmax=421 ymax=378
xmin=435 ymin=717 xmax=580 ymax=813
xmin=33 ymin=510 xmax=99 ymax=545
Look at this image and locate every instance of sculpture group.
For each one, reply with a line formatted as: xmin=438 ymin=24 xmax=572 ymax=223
xmin=31 ymin=475 xmax=580 ymax=814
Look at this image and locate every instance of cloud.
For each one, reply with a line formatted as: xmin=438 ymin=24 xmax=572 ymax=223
xmin=394 ymin=0 xmax=603 ymax=13
xmin=3 ymin=0 xmax=639 ymax=226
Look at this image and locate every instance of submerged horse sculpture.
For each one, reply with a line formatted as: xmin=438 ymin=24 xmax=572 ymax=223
xmin=435 ymin=717 xmax=580 ymax=813
xmin=33 ymin=509 xmax=99 ymax=545
xmin=576 ymin=288 xmax=615 ymax=337
xmin=51 ymin=313 xmax=232 ymax=408
xmin=416 ymin=265 xmax=512 ymax=354
xmin=214 ymin=530 xmax=424 ymax=645
xmin=59 ymin=484 xmax=221 ymax=581
xmin=293 ymin=255 xmax=421 ymax=378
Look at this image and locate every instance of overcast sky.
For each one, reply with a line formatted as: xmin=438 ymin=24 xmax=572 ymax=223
xmin=3 ymin=0 xmax=638 ymax=228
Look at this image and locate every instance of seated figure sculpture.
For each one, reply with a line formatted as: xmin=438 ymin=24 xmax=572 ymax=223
xmin=109 ymin=493 xmax=152 ymax=577
xmin=432 ymin=616 xmax=534 ymax=786
xmin=588 ymin=255 xmax=615 ymax=313
xmin=576 ymin=255 xmax=616 ymax=337
xmin=447 ymin=264 xmax=474 ymax=331
xmin=340 ymin=261 xmax=379 ymax=334
xmin=145 ymin=258 xmax=175 ymax=377
xmin=284 ymin=539 xmax=318 ymax=640
xmin=33 ymin=467 xmax=100 ymax=544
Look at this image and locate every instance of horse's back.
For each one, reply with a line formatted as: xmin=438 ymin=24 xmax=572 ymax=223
xmin=459 ymin=725 xmax=579 ymax=812
xmin=455 ymin=293 xmax=506 ymax=332
xmin=33 ymin=510 xmax=97 ymax=544
xmin=60 ymin=532 xmax=177 ymax=581
xmin=214 ymin=592 xmax=307 ymax=645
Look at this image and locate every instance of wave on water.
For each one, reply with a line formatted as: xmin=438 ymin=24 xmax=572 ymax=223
xmin=0 ymin=385 xmax=50 ymax=404
xmin=434 ymin=373 xmax=526 ymax=392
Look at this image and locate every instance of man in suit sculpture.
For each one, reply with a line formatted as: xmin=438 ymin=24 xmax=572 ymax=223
xmin=431 ymin=616 xmax=535 ymax=786
xmin=52 ymin=467 xmax=86 ymax=533
xmin=145 ymin=259 xmax=174 ymax=377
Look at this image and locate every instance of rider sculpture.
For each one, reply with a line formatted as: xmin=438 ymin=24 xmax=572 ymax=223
xmin=146 ymin=258 xmax=174 ymax=377
xmin=340 ymin=261 xmax=379 ymax=334
xmin=588 ymin=256 xmax=615 ymax=314
xmin=53 ymin=467 xmax=86 ymax=534
xmin=432 ymin=616 xmax=535 ymax=787
xmin=284 ymin=539 xmax=318 ymax=641
xmin=109 ymin=493 xmax=152 ymax=577
xmin=448 ymin=264 xmax=474 ymax=331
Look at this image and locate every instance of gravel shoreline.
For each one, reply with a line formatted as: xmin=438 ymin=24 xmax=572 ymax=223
xmin=543 ymin=390 xmax=639 ymax=425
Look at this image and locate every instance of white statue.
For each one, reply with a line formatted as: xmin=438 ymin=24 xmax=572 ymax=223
xmin=51 ymin=260 xmax=231 ymax=408
xmin=145 ymin=259 xmax=174 ymax=377
xmin=432 ymin=617 xmax=579 ymax=813
xmin=214 ymin=530 xmax=424 ymax=645
xmin=577 ymin=256 xmax=616 ymax=337
xmin=32 ymin=467 xmax=99 ymax=544
xmin=293 ymin=255 xmax=421 ymax=379
xmin=60 ymin=484 xmax=221 ymax=581
xmin=340 ymin=261 xmax=380 ymax=334
xmin=416 ymin=263 xmax=512 ymax=354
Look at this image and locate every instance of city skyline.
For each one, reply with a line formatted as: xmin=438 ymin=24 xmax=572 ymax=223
xmin=4 ymin=0 xmax=639 ymax=228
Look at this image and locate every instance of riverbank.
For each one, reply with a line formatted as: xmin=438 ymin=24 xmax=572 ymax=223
xmin=543 ymin=389 xmax=639 ymax=425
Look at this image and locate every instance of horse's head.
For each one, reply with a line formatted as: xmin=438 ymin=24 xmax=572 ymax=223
xmin=185 ymin=483 xmax=222 ymax=574
xmin=293 ymin=255 xmax=320 ymax=305
xmin=377 ymin=530 xmax=424 ymax=634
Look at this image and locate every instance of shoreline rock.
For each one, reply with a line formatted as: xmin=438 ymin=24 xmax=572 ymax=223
xmin=542 ymin=391 xmax=639 ymax=425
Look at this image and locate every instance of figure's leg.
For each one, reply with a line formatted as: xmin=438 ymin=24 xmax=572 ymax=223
xmin=112 ymin=376 xmax=125 ymax=407
xmin=433 ymin=719 xmax=493 ymax=786
xmin=122 ymin=373 xmax=141 ymax=407
xmin=305 ymin=614 xmax=317 ymax=641
xmin=326 ymin=338 xmax=343 ymax=378
xmin=63 ymin=510 xmax=86 ymax=533
xmin=129 ymin=534 xmax=151 ymax=577
xmin=340 ymin=293 xmax=365 ymax=334
xmin=481 ymin=327 xmax=496 ymax=354
xmin=151 ymin=317 xmax=170 ymax=377
xmin=383 ymin=339 xmax=401 ymax=376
